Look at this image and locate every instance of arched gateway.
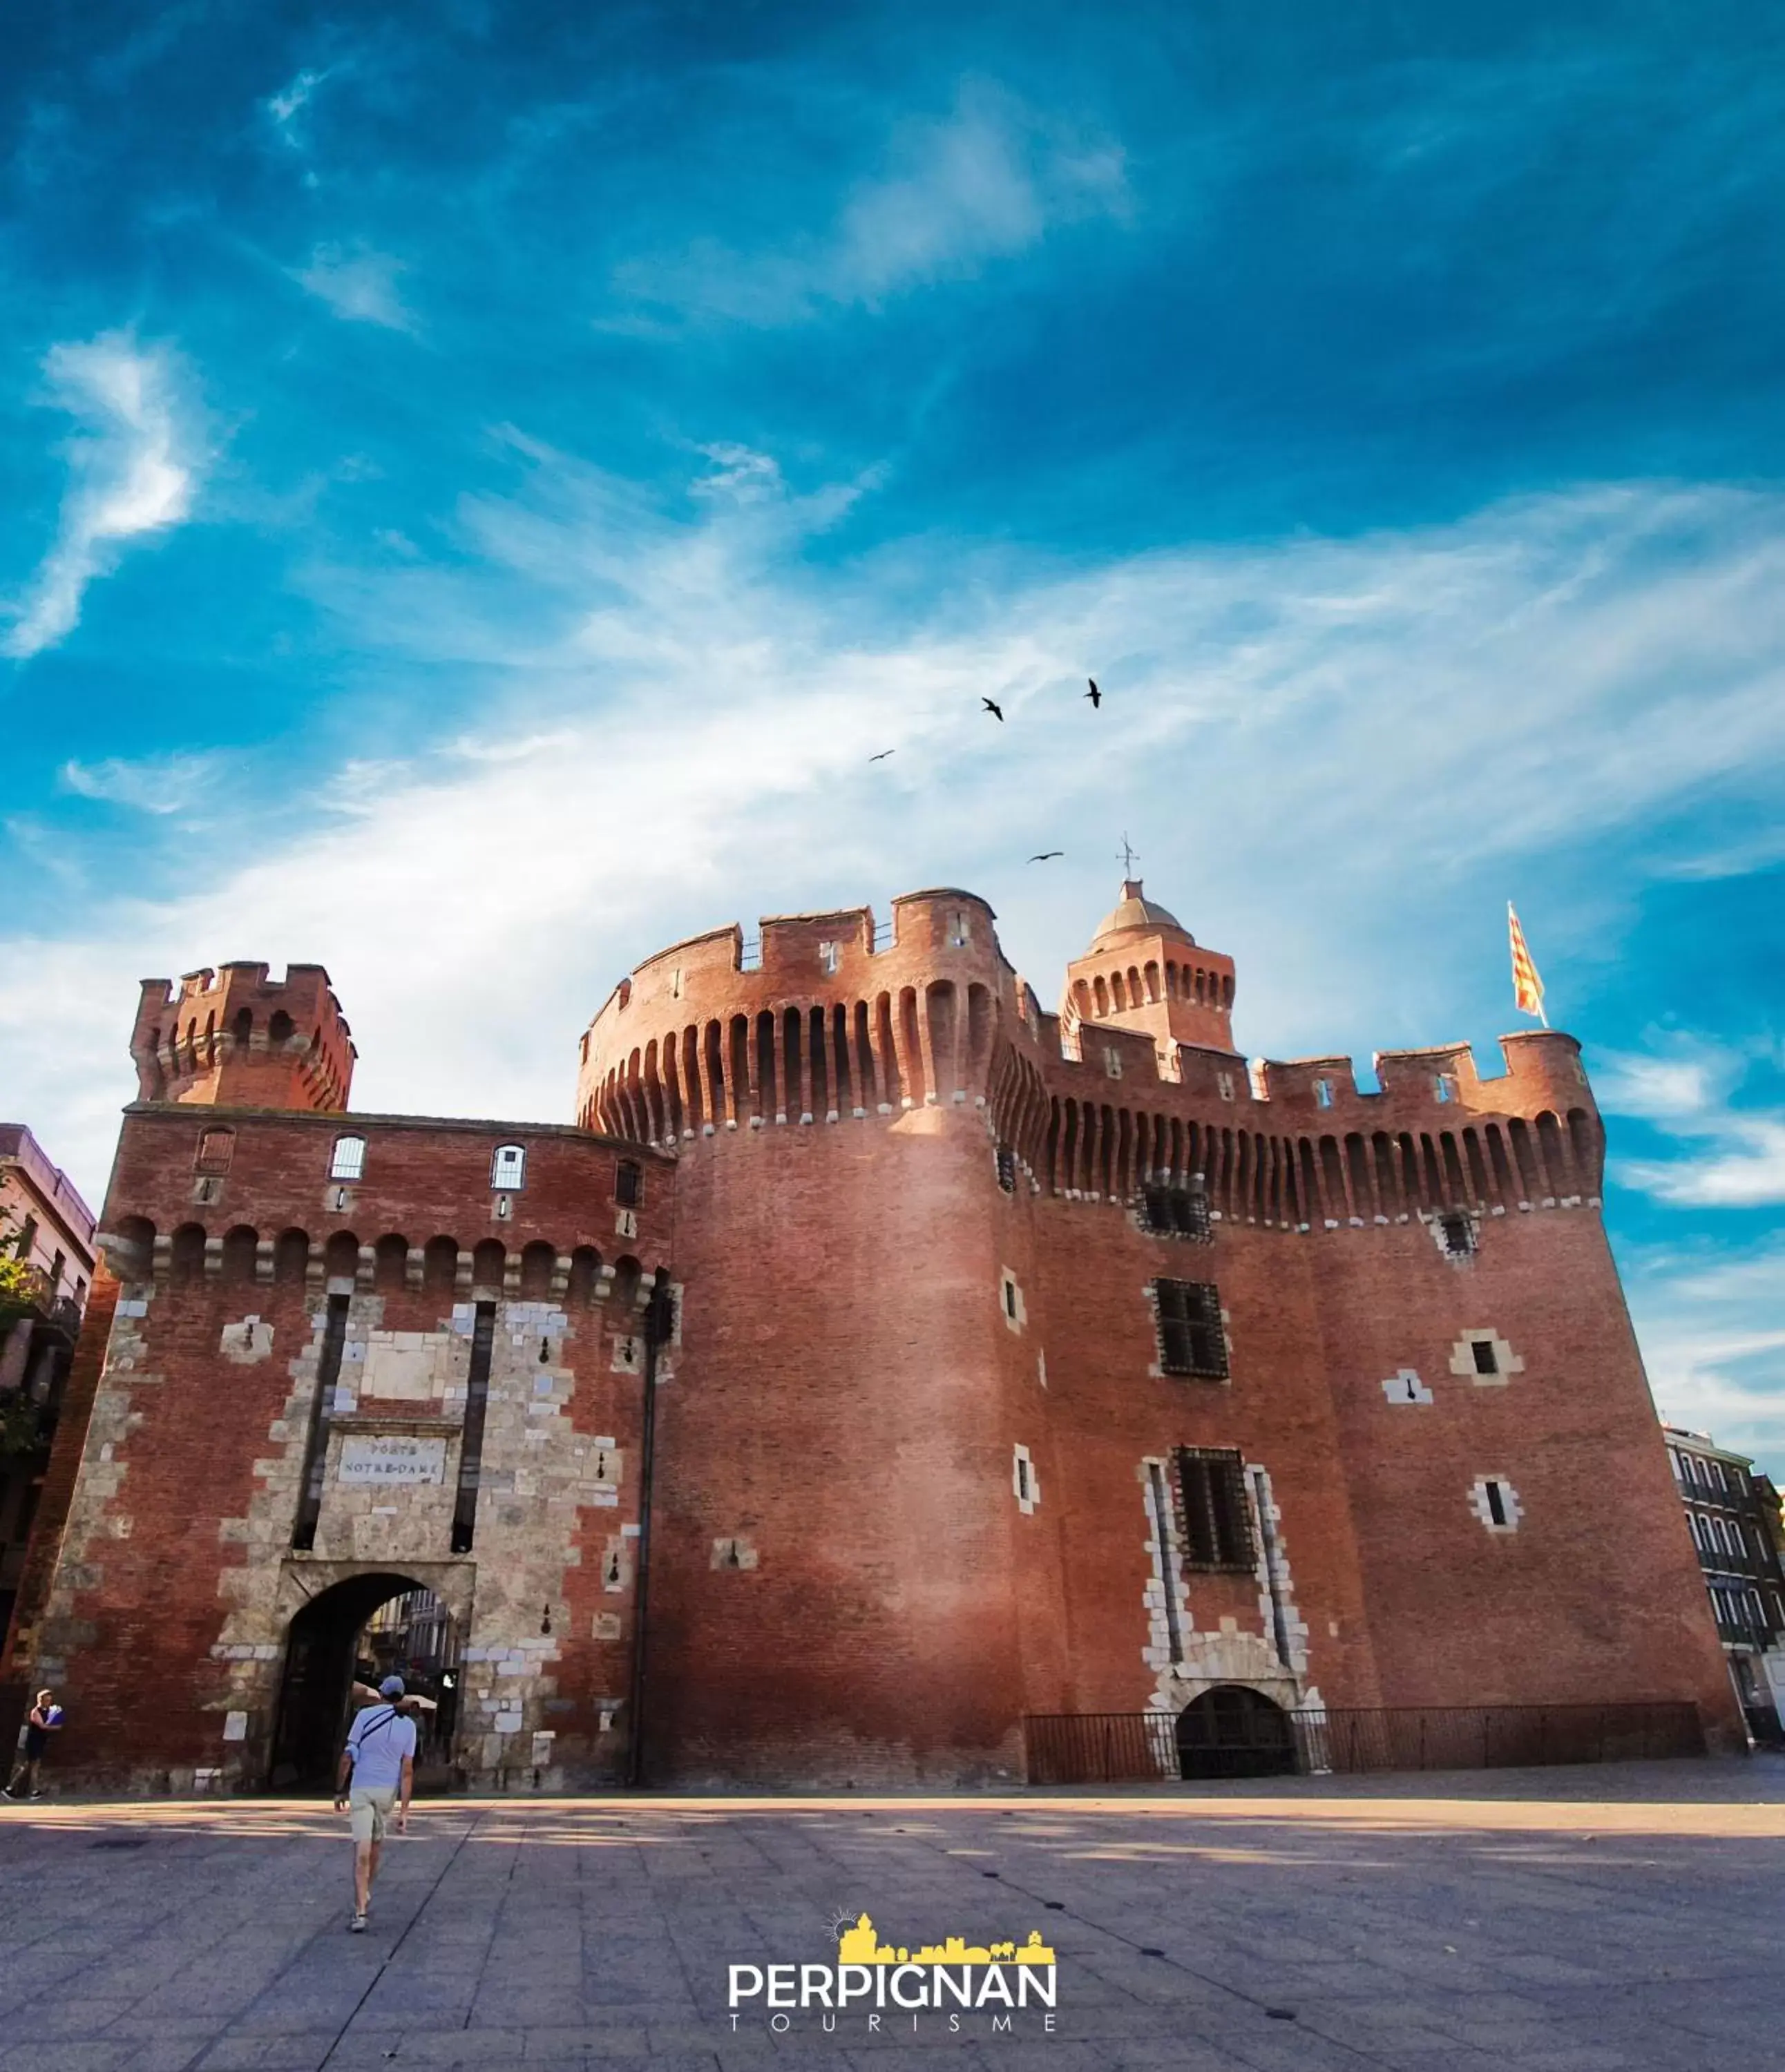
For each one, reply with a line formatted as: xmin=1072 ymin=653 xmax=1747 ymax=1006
xmin=1174 ymin=1685 xmax=1297 ymax=1780
xmin=269 ymin=1572 xmax=461 ymax=1791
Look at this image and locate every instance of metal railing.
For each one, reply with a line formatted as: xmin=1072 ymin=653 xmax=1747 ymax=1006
xmin=1022 ymin=1702 xmax=1707 ymax=1785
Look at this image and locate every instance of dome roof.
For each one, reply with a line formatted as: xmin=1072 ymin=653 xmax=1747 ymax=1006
xmin=1090 ymin=879 xmax=1194 ymax=949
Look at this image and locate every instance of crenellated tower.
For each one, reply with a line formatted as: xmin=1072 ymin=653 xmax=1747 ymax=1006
xmin=1062 ymin=880 xmax=1239 ymax=1058
xmin=130 ymin=963 xmax=356 ymax=1111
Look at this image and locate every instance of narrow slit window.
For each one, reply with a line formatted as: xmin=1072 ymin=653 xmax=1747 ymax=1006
xmin=995 ymin=1146 xmax=1017 ymax=1194
xmin=1485 ymin=1479 xmax=1507 ymax=1526
xmin=329 ymin=1135 xmax=366 ymax=1182
xmin=491 ymin=1143 xmax=527 ymax=1191
xmin=1154 ymin=1280 xmax=1228 ymax=1379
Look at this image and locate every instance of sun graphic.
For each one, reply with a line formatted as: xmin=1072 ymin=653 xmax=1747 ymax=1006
xmin=828 ymin=1905 xmax=861 ymax=1945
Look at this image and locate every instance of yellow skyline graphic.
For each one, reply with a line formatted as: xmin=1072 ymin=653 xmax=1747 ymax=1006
xmin=835 ymin=1913 xmax=1056 ymax=1966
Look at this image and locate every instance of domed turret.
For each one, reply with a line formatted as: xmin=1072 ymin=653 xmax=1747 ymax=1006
xmin=1064 ymin=879 xmax=1238 ymax=1057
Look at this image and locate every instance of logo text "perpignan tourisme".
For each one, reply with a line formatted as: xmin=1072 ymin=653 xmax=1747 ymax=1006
xmin=728 ymin=1914 xmax=1058 ymax=2035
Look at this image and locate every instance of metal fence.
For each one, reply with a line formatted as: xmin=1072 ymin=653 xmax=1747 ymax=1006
xmin=1022 ymin=1702 xmax=1706 ymax=1785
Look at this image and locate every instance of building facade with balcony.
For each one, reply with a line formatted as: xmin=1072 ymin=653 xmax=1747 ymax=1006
xmin=1663 ymin=1424 xmax=1785 ymax=1745
xmin=0 ymin=1125 xmax=98 ymax=1659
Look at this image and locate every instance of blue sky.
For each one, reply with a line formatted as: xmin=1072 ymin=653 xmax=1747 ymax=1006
xmin=3 ymin=3 xmax=1782 ymax=1468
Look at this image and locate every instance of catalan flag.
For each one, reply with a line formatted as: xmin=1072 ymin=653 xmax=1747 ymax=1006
xmin=1507 ymin=903 xmax=1547 ymax=1025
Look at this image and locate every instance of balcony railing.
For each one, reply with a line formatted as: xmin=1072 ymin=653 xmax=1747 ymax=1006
xmin=1022 ymin=1703 xmax=1708 ymax=1785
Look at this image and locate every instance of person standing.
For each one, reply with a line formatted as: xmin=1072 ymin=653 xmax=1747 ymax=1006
xmin=333 ymin=1674 xmax=416 ymax=1932
xmin=3 ymin=1689 xmax=64 ymax=1799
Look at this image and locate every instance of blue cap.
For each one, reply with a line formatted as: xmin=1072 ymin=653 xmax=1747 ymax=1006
xmin=379 ymin=1675 xmax=405 ymax=1698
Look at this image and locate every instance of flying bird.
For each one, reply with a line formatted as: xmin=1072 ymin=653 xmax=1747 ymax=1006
xmin=982 ymin=698 xmax=1004 ymax=721
xmin=1028 ymin=851 xmax=1064 ymax=863
xmin=868 ymin=749 xmax=895 ymax=762
xmin=1085 ymin=678 xmax=1102 ymax=707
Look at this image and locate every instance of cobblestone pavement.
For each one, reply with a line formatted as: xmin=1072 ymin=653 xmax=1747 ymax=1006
xmin=1 ymin=1757 xmax=1780 ymax=2072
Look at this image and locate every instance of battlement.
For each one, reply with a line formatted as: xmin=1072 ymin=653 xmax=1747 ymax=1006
xmin=131 ymin=960 xmax=356 ymax=1113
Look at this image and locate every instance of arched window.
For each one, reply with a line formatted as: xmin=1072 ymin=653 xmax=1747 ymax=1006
xmin=330 ymin=1135 xmax=366 ymax=1182
xmin=268 ymin=1010 xmax=295 ymax=1046
xmin=491 ymin=1143 xmax=527 ymax=1191
xmin=195 ymin=1127 xmax=236 ymax=1175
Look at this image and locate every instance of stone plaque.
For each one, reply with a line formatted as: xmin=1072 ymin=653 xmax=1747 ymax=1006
xmin=338 ymin=1436 xmax=448 ymax=1487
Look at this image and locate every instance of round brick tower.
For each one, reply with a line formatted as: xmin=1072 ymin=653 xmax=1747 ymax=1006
xmin=131 ymin=963 xmax=355 ymax=1111
xmin=577 ymin=892 xmax=1047 ymax=1785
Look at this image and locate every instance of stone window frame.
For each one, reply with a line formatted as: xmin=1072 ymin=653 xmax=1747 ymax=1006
xmin=1449 ymin=1328 xmax=1523 ymax=1385
xmin=1151 ymin=1278 xmax=1228 ymax=1381
xmin=999 ymin=1269 xmax=1027 ymax=1333
xmin=1012 ymin=1443 xmax=1039 ymax=1515
xmin=1470 ymin=1475 xmax=1522 ymax=1533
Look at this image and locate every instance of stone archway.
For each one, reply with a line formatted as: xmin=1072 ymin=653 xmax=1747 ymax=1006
xmin=1174 ymin=1683 xmax=1298 ymax=1781
xmin=268 ymin=1568 xmax=464 ymax=1791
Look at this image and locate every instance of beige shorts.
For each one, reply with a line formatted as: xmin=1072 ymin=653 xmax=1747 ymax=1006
xmin=349 ymin=1785 xmax=398 ymax=1843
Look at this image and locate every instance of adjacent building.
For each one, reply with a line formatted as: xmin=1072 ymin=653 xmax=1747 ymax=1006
xmin=0 ymin=885 xmax=1743 ymax=1793
xmin=1663 ymin=1425 xmax=1785 ymax=1745
xmin=0 ymin=1124 xmax=97 ymax=1661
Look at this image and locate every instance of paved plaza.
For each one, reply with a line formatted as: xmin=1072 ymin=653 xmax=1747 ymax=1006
xmin=1 ymin=1757 xmax=1781 ymax=2071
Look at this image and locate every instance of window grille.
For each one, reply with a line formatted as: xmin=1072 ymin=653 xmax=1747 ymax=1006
xmin=329 ymin=1135 xmax=366 ymax=1182
xmin=1142 ymin=1185 xmax=1211 ymax=1240
xmin=1154 ymin=1280 xmax=1227 ymax=1379
xmin=491 ymin=1143 xmax=527 ymax=1191
xmin=1438 ymin=1211 xmax=1475 ymax=1258
xmin=615 ymin=1159 xmax=642 ymax=1207
xmin=195 ymin=1128 xmax=235 ymax=1175
xmin=1172 ymin=1447 xmax=1253 ymax=1571
xmin=995 ymin=1147 xmax=1017 ymax=1194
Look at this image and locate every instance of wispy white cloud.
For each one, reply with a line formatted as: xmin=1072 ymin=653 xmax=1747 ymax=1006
xmin=292 ymin=244 xmax=417 ymax=332
xmin=1600 ymin=1040 xmax=1785 ymax=1206
xmin=266 ymin=66 xmax=330 ymax=137
xmin=615 ymin=86 xmax=1127 ymax=323
xmin=59 ymin=751 xmax=225 ymax=815
xmin=1 ymin=334 xmax=200 ymax=662
xmin=1627 ymin=1236 xmax=1785 ymax=1466
xmin=7 ymin=465 xmax=1785 ymax=1235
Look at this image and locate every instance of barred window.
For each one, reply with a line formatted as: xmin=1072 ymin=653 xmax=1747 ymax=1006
xmin=1154 ymin=1279 xmax=1227 ymax=1378
xmin=329 ymin=1135 xmax=366 ymax=1182
xmin=1173 ymin=1447 xmax=1253 ymax=1571
xmin=995 ymin=1146 xmax=1017 ymax=1194
xmin=615 ymin=1159 xmax=642 ymax=1207
xmin=1143 ymin=1185 xmax=1210 ymax=1240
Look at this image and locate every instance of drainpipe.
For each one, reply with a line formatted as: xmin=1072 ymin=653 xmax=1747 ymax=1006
xmin=624 ymin=1274 xmax=674 ymax=1787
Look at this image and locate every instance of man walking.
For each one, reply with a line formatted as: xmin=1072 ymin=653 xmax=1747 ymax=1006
xmin=3 ymin=1689 xmax=64 ymax=1799
xmin=333 ymin=1673 xmax=416 ymax=1932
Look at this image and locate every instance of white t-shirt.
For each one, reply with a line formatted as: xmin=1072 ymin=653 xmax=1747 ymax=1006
xmin=345 ymin=1704 xmax=417 ymax=1792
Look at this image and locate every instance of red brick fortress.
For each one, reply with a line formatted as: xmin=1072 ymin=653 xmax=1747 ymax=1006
xmin=3 ymin=885 xmax=1739 ymax=1791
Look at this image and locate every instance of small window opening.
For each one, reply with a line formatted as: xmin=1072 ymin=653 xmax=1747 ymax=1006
xmin=1143 ymin=1185 xmax=1211 ymax=1240
xmin=1216 ymin=1072 xmax=1235 ymax=1102
xmin=1435 ymin=1074 xmax=1455 ymax=1104
xmin=329 ymin=1135 xmax=366 ymax=1182
xmin=491 ymin=1143 xmax=527 ymax=1191
xmin=1471 ymin=1339 xmax=1498 ymax=1376
xmin=1314 ymin=1078 xmax=1333 ymax=1109
xmin=995 ymin=1146 xmax=1017 ymax=1194
xmin=1155 ymin=1280 xmax=1228 ymax=1379
xmin=948 ymin=912 xmax=970 ymax=948
xmin=195 ymin=1128 xmax=235 ymax=1175
xmin=1004 ymin=1279 xmax=1018 ymax=1320
xmin=1439 ymin=1212 xmax=1475 ymax=1258
xmin=1485 ymin=1479 xmax=1507 ymax=1527
xmin=615 ymin=1159 xmax=642 ymax=1208
xmin=671 ymin=968 xmax=683 ymax=998
xmin=819 ymin=941 xmax=840 ymax=976
xmin=1016 ymin=1456 xmax=1030 ymax=1500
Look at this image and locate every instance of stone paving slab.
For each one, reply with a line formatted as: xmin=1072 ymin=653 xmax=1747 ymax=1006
xmin=0 ymin=1757 xmax=1780 ymax=2070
